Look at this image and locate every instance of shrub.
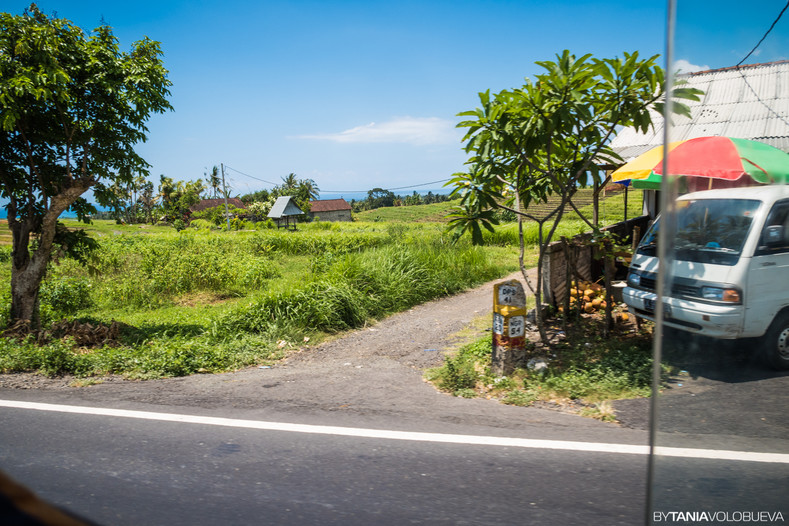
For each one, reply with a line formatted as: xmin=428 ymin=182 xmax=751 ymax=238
xmin=40 ymin=277 xmax=93 ymax=316
xmin=189 ymin=219 xmax=213 ymax=230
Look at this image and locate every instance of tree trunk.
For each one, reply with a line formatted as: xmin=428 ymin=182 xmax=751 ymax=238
xmin=10 ymin=261 xmax=46 ymax=329
xmin=8 ymin=184 xmax=91 ymax=329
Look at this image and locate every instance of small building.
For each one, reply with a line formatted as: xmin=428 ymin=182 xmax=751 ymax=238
xmin=309 ymin=198 xmax=352 ymax=222
xmin=267 ymin=196 xmax=304 ymax=230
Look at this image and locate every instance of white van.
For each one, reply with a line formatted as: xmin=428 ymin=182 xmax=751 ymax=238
xmin=623 ymin=185 xmax=789 ymax=369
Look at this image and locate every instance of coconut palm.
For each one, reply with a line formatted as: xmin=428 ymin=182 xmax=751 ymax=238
xmin=205 ymin=166 xmax=221 ymax=198
xmin=297 ymin=178 xmax=320 ymax=201
xmin=281 ymin=173 xmax=299 ymax=191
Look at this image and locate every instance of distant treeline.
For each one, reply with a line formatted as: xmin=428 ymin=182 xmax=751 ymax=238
xmin=346 ymin=188 xmax=451 ymax=212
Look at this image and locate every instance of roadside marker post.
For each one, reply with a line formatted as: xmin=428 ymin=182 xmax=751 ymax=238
xmin=492 ymin=279 xmax=527 ymax=375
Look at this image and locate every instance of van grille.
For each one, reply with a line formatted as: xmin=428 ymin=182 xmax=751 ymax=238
xmin=672 ymin=284 xmax=699 ymax=297
xmin=636 ymin=274 xmax=699 ymax=298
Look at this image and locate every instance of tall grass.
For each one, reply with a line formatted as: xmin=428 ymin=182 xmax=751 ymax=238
xmin=0 ymin=222 xmax=517 ymax=378
xmin=218 ymin=236 xmax=501 ymax=338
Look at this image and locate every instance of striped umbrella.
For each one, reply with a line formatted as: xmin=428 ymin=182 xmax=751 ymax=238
xmin=611 ymin=137 xmax=789 ymax=191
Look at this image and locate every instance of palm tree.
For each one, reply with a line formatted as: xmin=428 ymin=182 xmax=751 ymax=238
xmin=281 ymin=173 xmax=299 ymax=192
xmin=297 ymin=178 xmax=320 ymax=202
xmin=205 ymin=166 xmax=221 ymax=198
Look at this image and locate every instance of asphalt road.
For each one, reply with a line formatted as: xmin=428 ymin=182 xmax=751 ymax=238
xmin=2 ymin=388 xmax=788 ymax=525
xmin=2 ymin=279 xmax=789 ymax=524
xmin=0 ymin=404 xmax=650 ymax=526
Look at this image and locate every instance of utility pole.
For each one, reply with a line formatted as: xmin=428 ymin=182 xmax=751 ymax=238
xmin=221 ymin=163 xmax=230 ymax=230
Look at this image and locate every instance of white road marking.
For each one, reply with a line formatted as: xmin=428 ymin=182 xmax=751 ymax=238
xmin=1 ymin=400 xmax=788 ymax=464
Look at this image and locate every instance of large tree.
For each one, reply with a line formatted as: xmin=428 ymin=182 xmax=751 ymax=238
xmin=0 ymin=5 xmax=172 ymax=327
xmin=448 ymin=50 xmax=700 ymax=340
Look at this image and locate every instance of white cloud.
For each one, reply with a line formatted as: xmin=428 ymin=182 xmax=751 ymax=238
xmin=674 ymin=59 xmax=710 ymax=74
xmin=297 ymin=117 xmax=460 ymax=146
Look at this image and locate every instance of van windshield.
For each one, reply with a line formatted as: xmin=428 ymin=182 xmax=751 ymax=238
xmin=636 ymin=198 xmax=761 ymax=265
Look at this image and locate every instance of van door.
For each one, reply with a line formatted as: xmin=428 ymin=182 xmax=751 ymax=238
xmin=746 ymin=199 xmax=789 ymax=337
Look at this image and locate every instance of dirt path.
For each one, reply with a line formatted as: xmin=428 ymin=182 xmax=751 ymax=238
xmin=0 ymin=269 xmax=636 ymax=436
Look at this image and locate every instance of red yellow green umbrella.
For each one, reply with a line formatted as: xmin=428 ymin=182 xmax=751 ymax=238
xmin=611 ymin=136 xmax=789 ymax=191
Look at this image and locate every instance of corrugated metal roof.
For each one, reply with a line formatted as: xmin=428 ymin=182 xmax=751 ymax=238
xmin=267 ymin=196 xmax=304 ymax=218
xmin=609 ymin=61 xmax=789 ymax=162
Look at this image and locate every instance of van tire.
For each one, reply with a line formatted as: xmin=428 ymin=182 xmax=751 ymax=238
xmin=761 ymin=311 xmax=789 ymax=370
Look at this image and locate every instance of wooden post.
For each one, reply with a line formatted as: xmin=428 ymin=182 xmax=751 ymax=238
xmin=221 ymin=163 xmax=230 ymax=230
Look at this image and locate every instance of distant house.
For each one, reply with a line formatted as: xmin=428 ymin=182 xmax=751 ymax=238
xmin=309 ymin=198 xmax=352 ymax=222
xmin=267 ymin=196 xmax=304 ymax=230
xmin=190 ymin=198 xmax=246 ymax=214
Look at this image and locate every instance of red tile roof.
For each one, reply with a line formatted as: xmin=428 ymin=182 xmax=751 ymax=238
xmin=190 ymin=198 xmax=245 ymax=212
xmin=309 ymin=199 xmax=352 ymax=212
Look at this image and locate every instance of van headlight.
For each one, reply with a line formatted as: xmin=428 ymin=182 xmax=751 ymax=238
xmin=627 ymin=271 xmax=641 ymax=287
xmin=701 ymin=286 xmax=741 ymax=303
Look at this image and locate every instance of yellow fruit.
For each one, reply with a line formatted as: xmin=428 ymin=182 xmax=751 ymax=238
xmin=584 ymin=303 xmax=594 ymax=313
xmin=620 ymin=313 xmax=629 ymax=322
xmin=584 ymin=289 xmax=594 ymax=297
xmin=592 ymin=298 xmax=602 ymax=308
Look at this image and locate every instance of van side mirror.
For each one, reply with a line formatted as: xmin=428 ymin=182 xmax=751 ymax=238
xmin=764 ymin=225 xmax=784 ymax=246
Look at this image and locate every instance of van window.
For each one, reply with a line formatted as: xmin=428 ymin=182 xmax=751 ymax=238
xmin=637 ymin=198 xmax=761 ymax=265
xmin=755 ymin=199 xmax=789 ymax=255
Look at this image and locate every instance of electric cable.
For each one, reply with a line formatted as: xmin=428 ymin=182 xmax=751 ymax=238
xmin=736 ymin=1 xmax=789 ymax=67
xmin=222 ymin=166 xmax=450 ymax=195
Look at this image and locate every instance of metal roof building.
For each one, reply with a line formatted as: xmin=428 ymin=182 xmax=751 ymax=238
xmin=610 ymin=61 xmax=789 ymax=161
xmin=267 ymin=196 xmax=304 ymax=230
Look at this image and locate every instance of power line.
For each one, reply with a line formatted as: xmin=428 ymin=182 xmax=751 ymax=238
xmin=737 ymin=1 xmax=789 ymax=67
xmin=223 ymin=165 xmax=280 ymax=186
xmin=321 ymin=178 xmax=451 ymax=194
xmin=385 ymin=178 xmax=452 ymax=191
xmin=221 ymin=165 xmax=451 ymax=194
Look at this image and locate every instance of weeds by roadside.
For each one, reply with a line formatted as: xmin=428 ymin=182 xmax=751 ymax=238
xmin=426 ymin=316 xmax=662 ymax=422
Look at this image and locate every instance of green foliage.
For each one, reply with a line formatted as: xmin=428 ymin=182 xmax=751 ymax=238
xmin=158 ymin=176 xmax=204 ymax=223
xmin=0 ymin=4 xmax=172 ymax=325
xmin=354 ymin=198 xmax=459 ymax=222
xmin=435 ymin=354 xmax=479 ymax=393
xmin=40 ymin=277 xmax=93 ymax=316
xmin=426 ymin=336 xmax=490 ymax=395
xmin=189 ymin=219 xmax=213 ymax=231
xmin=192 ymin=204 xmax=247 ymax=226
xmin=428 ymin=329 xmax=657 ymax=410
xmin=0 ymin=219 xmax=517 ymax=379
xmin=0 ymin=337 xmax=90 ymax=377
xmin=218 ymin=239 xmax=501 ymax=337
xmin=447 ymin=49 xmax=701 ymax=338
xmin=503 ymin=390 xmax=538 ymax=406
xmin=0 ymin=332 xmax=281 ymax=379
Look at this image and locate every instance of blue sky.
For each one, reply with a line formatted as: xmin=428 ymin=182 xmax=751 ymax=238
xmin=6 ymin=0 xmax=789 ymax=198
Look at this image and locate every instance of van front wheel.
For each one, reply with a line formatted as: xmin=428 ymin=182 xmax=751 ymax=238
xmin=762 ymin=312 xmax=789 ymax=370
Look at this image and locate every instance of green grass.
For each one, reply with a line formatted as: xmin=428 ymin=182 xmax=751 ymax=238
xmin=0 ymin=219 xmax=519 ymax=379
xmin=354 ymin=199 xmax=461 ymax=222
xmin=0 ymin=188 xmax=642 ymax=382
xmin=426 ymin=318 xmax=661 ymax=420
